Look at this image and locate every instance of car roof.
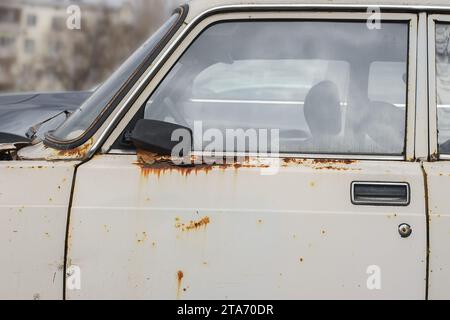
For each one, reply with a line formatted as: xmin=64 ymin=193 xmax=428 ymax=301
xmin=186 ymin=0 xmax=450 ymax=22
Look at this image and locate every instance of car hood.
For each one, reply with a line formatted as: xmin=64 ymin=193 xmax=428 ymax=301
xmin=0 ymin=91 xmax=92 ymax=143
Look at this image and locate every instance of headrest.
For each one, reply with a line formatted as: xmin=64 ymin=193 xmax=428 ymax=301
xmin=304 ymin=80 xmax=342 ymax=136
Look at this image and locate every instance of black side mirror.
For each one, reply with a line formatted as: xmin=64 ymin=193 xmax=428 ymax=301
xmin=130 ymin=119 xmax=192 ymax=156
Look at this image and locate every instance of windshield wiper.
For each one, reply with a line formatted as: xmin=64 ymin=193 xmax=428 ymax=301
xmin=26 ymin=110 xmax=72 ymax=141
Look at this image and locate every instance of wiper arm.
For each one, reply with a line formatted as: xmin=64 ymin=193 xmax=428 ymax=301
xmin=26 ymin=110 xmax=72 ymax=141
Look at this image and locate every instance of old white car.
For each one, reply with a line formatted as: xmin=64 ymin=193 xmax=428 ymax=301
xmin=2 ymin=0 xmax=450 ymax=300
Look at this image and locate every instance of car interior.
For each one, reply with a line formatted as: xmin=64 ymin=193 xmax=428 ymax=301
xmin=116 ymin=20 xmax=409 ymax=156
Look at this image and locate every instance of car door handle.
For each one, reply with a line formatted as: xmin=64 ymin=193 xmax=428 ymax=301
xmin=351 ymin=182 xmax=410 ymax=206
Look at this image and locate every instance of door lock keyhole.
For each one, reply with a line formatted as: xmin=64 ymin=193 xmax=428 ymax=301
xmin=398 ymin=223 xmax=412 ymax=238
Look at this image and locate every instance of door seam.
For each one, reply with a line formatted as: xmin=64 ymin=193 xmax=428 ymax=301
xmin=420 ymin=161 xmax=430 ymax=300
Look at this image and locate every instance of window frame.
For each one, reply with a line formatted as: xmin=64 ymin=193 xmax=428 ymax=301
xmin=428 ymin=14 xmax=450 ymax=160
xmin=103 ymin=10 xmax=418 ymax=161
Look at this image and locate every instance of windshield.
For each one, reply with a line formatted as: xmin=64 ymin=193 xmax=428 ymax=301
xmin=47 ymin=13 xmax=181 ymax=143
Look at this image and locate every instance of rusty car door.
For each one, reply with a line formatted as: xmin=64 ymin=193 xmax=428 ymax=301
xmin=0 ymin=160 xmax=77 ymax=299
xmin=66 ymin=10 xmax=427 ymax=299
xmin=424 ymin=15 xmax=450 ymax=300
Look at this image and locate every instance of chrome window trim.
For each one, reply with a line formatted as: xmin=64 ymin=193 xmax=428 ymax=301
xmin=108 ymin=150 xmax=404 ymax=162
xmin=94 ymin=4 xmax=418 ymax=161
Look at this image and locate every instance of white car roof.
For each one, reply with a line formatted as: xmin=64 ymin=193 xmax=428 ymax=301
xmin=186 ymin=0 xmax=450 ymax=22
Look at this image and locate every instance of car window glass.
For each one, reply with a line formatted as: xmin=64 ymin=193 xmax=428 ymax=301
xmin=436 ymin=23 xmax=450 ymax=154
xmin=142 ymin=20 xmax=409 ymax=155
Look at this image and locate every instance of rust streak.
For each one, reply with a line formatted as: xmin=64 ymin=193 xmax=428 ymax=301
xmin=176 ymin=270 xmax=184 ymax=299
xmin=137 ymin=150 xmax=212 ymax=178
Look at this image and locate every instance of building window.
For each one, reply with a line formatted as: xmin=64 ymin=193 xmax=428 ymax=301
xmin=49 ymin=40 xmax=63 ymax=55
xmin=52 ymin=17 xmax=65 ymax=31
xmin=0 ymin=36 xmax=14 ymax=47
xmin=24 ymin=39 xmax=35 ymax=54
xmin=0 ymin=8 xmax=20 ymax=24
xmin=27 ymin=14 xmax=37 ymax=27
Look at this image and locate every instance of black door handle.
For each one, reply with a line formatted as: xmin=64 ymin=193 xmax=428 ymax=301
xmin=351 ymin=182 xmax=410 ymax=206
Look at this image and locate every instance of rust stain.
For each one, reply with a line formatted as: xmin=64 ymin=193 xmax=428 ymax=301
xmin=137 ymin=150 xmax=212 ymax=178
xmin=430 ymin=151 xmax=439 ymax=161
xmin=56 ymin=138 xmax=93 ymax=158
xmin=136 ymin=232 xmax=148 ymax=244
xmin=176 ymin=216 xmax=210 ymax=232
xmin=135 ymin=151 xmax=359 ymax=177
xmin=176 ymin=270 xmax=184 ymax=299
xmin=136 ymin=150 xmax=271 ymax=178
xmin=312 ymin=159 xmax=356 ymax=165
xmin=283 ymin=158 xmax=358 ymax=171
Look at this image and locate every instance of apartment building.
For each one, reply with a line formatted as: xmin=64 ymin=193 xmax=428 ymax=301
xmin=0 ymin=1 xmax=21 ymax=91
xmin=0 ymin=0 xmax=135 ymax=92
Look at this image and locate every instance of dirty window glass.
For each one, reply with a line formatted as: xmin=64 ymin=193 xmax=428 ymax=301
xmin=436 ymin=23 xmax=450 ymax=154
xmin=143 ymin=21 xmax=409 ymax=155
xmin=369 ymin=61 xmax=407 ymax=107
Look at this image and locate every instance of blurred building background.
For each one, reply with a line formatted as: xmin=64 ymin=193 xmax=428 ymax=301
xmin=0 ymin=0 xmax=183 ymax=93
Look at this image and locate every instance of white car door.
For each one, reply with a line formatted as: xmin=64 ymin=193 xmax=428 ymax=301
xmin=66 ymin=10 xmax=427 ymax=299
xmin=0 ymin=160 xmax=77 ymax=299
xmin=424 ymin=16 xmax=450 ymax=300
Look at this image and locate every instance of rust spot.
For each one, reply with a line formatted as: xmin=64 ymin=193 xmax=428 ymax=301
xmin=309 ymin=181 xmax=315 ymax=187
xmin=176 ymin=216 xmax=210 ymax=231
xmin=176 ymin=270 xmax=184 ymax=299
xmin=283 ymin=158 xmax=358 ymax=171
xmin=57 ymin=138 xmax=93 ymax=158
xmin=283 ymin=158 xmax=307 ymax=164
xmin=314 ymin=165 xmax=355 ymax=171
xmin=312 ymin=159 xmax=356 ymax=165
xmin=136 ymin=232 xmax=148 ymax=244
xmin=430 ymin=151 xmax=439 ymax=161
